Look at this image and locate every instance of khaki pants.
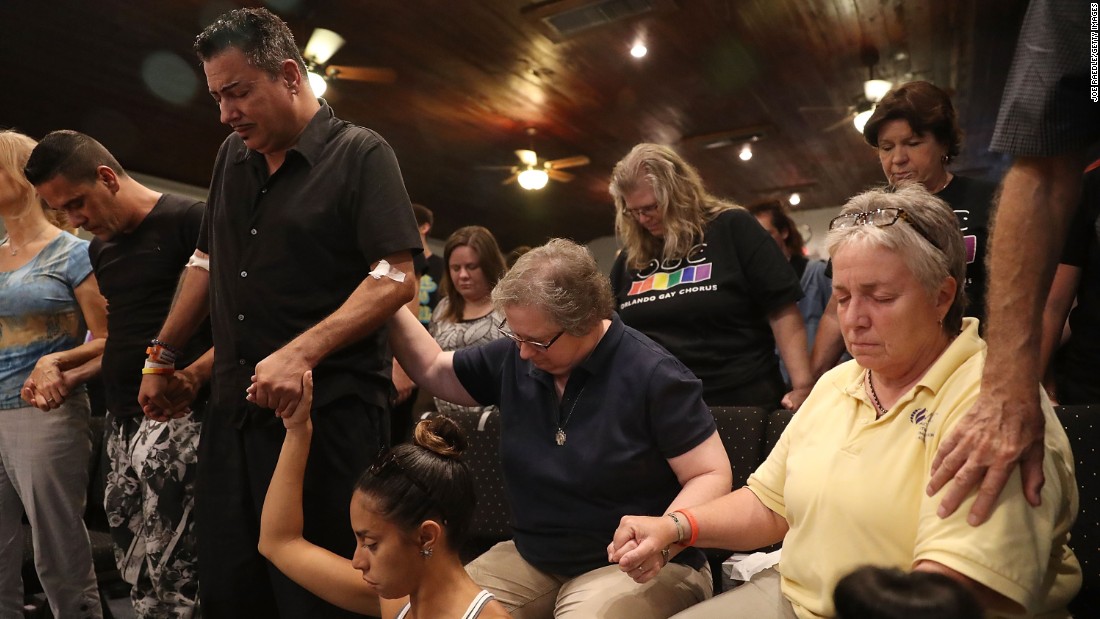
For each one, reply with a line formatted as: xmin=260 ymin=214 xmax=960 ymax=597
xmin=466 ymin=540 xmax=712 ymax=619
xmin=670 ymin=568 xmax=796 ymax=619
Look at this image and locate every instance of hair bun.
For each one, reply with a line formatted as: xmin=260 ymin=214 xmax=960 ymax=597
xmin=413 ymin=416 xmax=467 ymax=459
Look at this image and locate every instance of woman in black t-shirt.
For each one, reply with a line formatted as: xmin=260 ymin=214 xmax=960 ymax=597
xmin=609 ymin=143 xmax=813 ymax=410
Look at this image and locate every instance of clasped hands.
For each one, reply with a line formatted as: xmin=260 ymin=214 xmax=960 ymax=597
xmin=21 ymin=354 xmax=70 ymax=411
xmin=607 ymin=515 xmax=678 ymax=584
xmin=138 ymin=370 xmax=202 ymax=422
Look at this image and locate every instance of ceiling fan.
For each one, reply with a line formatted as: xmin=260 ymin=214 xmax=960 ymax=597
xmin=798 ymin=44 xmax=894 ymax=134
xmin=301 ymin=28 xmax=396 ymax=96
xmin=479 ymin=130 xmax=591 ymax=190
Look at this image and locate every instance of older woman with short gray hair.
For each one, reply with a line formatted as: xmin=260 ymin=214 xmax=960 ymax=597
xmin=389 ymin=238 xmax=731 ymax=619
xmin=611 ymin=185 xmax=1080 ymax=619
xmin=491 ymin=238 xmax=615 ymax=336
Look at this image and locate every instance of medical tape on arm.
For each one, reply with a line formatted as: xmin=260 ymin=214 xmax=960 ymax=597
xmin=368 ymin=259 xmax=406 ymax=283
xmin=186 ymin=251 xmax=210 ymax=272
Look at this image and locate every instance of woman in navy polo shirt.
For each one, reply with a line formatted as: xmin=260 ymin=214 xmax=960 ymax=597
xmin=388 ymin=238 xmax=731 ymax=619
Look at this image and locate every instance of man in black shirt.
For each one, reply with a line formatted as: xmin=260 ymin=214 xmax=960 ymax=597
xmin=139 ymin=8 xmax=420 ymax=617
xmin=26 ymin=130 xmax=212 ymax=618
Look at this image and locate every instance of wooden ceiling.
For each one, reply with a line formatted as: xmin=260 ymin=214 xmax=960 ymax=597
xmin=0 ymin=0 xmax=1026 ymax=250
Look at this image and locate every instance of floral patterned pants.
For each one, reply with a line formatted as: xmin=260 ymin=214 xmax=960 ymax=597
xmin=105 ymin=411 xmax=201 ymax=619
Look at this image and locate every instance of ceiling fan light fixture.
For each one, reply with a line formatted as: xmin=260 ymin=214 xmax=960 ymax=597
xmin=738 ymin=144 xmax=753 ymax=161
xmin=303 ymin=28 xmax=346 ymax=65
xmin=307 ymin=70 xmax=328 ymax=96
xmin=863 ymin=79 xmax=893 ymax=103
xmin=518 ymin=168 xmax=549 ymax=190
xmin=853 ymin=106 xmax=875 ymax=134
xmin=630 ymin=42 xmax=648 ymax=58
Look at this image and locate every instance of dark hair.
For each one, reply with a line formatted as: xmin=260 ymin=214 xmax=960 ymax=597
xmin=747 ymin=199 xmax=804 ymax=257
xmin=355 ymin=416 xmax=476 ymax=549
xmin=862 ymin=81 xmax=962 ymax=161
xmin=24 ymin=130 xmax=125 ymax=186
xmin=834 ymin=566 xmax=982 ymax=619
xmin=436 ymin=226 xmax=507 ymax=323
xmin=411 ymin=204 xmax=434 ymax=228
xmin=194 ymin=7 xmax=307 ymax=77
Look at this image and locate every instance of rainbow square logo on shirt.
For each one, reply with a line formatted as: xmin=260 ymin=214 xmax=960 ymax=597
xmin=628 ymin=263 xmax=712 ymax=296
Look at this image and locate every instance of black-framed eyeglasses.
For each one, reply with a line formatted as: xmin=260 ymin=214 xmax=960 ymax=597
xmin=496 ymin=318 xmax=564 ymax=351
xmin=368 ymin=450 xmax=431 ymax=495
xmin=828 ymin=207 xmax=941 ymax=251
xmin=621 ymin=203 xmax=659 ymax=220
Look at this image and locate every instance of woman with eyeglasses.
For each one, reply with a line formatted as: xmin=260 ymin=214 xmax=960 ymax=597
xmin=608 ymin=143 xmax=813 ymax=411
xmin=427 ymin=226 xmax=507 ymax=416
xmin=386 ymin=238 xmax=731 ymax=619
xmin=259 ymin=371 xmax=511 ymax=618
xmin=812 ymin=81 xmax=998 ymax=380
xmin=610 ymin=185 xmax=1080 ymax=619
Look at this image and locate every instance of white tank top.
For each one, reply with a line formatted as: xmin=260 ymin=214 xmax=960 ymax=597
xmin=394 ymin=589 xmax=495 ymax=619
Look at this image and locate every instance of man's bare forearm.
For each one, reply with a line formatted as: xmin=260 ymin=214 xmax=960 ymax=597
xmin=284 ymin=255 xmax=416 ymax=367
xmin=983 ymin=155 xmax=1082 ymax=390
xmin=156 ymin=265 xmax=211 ymax=349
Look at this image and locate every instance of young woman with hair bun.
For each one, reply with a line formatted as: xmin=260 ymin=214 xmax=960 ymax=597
xmin=259 ymin=371 xmax=509 ymax=618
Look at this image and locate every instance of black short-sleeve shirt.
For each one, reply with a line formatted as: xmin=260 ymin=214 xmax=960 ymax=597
xmin=611 ymin=208 xmax=803 ymax=397
xmin=198 ymin=102 xmax=422 ymax=422
xmin=453 ymin=315 xmax=714 ymax=576
xmin=90 ymin=194 xmax=213 ymax=418
xmin=938 ymin=175 xmax=996 ymax=325
xmin=1054 ymin=163 xmax=1100 ymax=399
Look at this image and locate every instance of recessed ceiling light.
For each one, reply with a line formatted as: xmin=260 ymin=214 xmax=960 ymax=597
xmin=630 ymin=43 xmax=648 ymax=58
xmin=789 ymin=193 xmax=801 ymax=206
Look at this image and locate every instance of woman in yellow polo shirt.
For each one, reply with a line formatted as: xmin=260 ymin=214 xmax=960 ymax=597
xmin=609 ymin=184 xmax=1081 ymax=619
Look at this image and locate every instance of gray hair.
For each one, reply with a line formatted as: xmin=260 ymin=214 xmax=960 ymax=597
xmin=825 ymin=184 xmax=967 ymax=333
xmin=491 ymin=238 xmax=614 ymax=336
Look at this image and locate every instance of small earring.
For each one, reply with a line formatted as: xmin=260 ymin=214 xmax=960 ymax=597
xmin=420 ymin=546 xmax=433 ymax=558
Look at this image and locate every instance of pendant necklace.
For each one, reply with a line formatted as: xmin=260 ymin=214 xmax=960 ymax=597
xmin=555 ymin=383 xmax=587 ymax=446
xmin=2 ymin=225 xmax=50 ymax=256
xmin=867 ymin=370 xmax=888 ymax=418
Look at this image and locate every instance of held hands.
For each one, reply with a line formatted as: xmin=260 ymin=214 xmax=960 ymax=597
xmin=21 ymin=355 xmax=71 ymax=411
xmin=927 ymin=388 xmax=1046 ymax=526
xmin=139 ymin=371 xmax=201 ymax=422
xmin=248 ymin=347 xmax=312 ymax=416
xmin=607 ymin=515 xmax=677 ymax=584
xmin=276 ymin=371 xmax=313 ymax=431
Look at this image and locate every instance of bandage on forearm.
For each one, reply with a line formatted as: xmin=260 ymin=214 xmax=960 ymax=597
xmin=368 ymin=259 xmax=406 ymax=282
xmin=186 ymin=251 xmax=210 ymax=271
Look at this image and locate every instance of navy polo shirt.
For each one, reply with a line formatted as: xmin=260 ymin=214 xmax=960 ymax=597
xmin=454 ymin=314 xmax=715 ymax=576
